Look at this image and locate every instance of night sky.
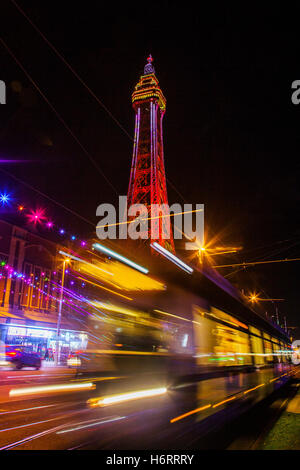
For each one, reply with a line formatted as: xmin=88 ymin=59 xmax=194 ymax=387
xmin=0 ymin=2 xmax=299 ymax=333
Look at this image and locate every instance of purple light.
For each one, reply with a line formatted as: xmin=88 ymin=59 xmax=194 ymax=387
xmin=59 ymin=229 xmax=65 ymax=235
xmin=46 ymin=221 xmax=54 ymax=228
xmin=80 ymin=241 xmax=86 ymax=247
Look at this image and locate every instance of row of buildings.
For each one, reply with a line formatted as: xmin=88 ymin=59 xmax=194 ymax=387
xmin=0 ymin=219 xmax=89 ymax=360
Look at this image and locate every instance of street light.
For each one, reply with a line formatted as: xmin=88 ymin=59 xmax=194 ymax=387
xmin=198 ymin=247 xmax=206 ymax=264
xmin=247 ymin=294 xmax=285 ymax=327
xmin=55 ymin=257 xmax=70 ymax=365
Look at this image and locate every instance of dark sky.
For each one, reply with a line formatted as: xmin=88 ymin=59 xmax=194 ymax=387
xmin=0 ymin=1 xmax=300 ymax=333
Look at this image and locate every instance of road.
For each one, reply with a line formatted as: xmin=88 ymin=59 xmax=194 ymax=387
xmin=0 ymin=364 xmax=298 ymax=450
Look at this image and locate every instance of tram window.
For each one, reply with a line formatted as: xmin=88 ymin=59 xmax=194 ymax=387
xmin=263 ymin=333 xmax=273 ymax=362
xmin=271 ymin=337 xmax=281 ymax=363
xmin=193 ymin=306 xmax=251 ymax=367
xmin=250 ymin=334 xmax=265 ymax=365
xmin=249 ymin=325 xmax=262 ymax=337
xmin=280 ymin=342 xmax=286 ymax=363
xmin=264 ymin=340 xmax=273 ymax=362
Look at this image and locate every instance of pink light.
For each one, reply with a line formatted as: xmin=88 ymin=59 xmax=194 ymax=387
xmin=46 ymin=221 xmax=54 ymax=228
xmin=27 ymin=208 xmax=46 ymax=225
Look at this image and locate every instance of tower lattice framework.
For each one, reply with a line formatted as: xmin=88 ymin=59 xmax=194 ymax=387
xmin=127 ymin=55 xmax=175 ymax=252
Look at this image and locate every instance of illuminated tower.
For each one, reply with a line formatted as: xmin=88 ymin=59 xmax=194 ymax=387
xmin=127 ymin=55 xmax=174 ymax=252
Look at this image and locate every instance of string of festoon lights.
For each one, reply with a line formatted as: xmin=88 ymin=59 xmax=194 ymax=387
xmin=0 ymin=259 xmax=96 ymax=312
xmin=0 ymin=191 xmax=97 ymax=295
xmin=0 ymin=191 xmax=89 ymax=248
xmin=0 ymin=261 xmax=110 ymax=334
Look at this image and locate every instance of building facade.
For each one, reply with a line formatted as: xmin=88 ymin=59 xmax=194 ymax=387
xmin=0 ymin=219 xmax=88 ymax=361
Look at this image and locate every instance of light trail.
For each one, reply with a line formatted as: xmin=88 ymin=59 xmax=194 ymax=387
xmin=7 ymin=373 xmax=72 ymax=379
xmin=0 ymin=410 xmax=90 ymax=450
xmin=154 ymin=309 xmax=191 ymax=323
xmin=56 ymin=416 xmax=125 ymax=434
xmin=170 ymin=404 xmax=212 ymax=423
xmin=77 ymin=276 xmax=133 ymax=301
xmin=88 ymin=387 xmax=167 ymax=407
xmin=151 ymin=242 xmax=193 ymax=274
xmin=243 ymin=383 xmax=265 ymax=395
xmin=93 ymin=243 xmax=149 ymax=274
xmin=0 ymin=404 xmax=56 ymax=415
xmin=59 ymin=250 xmax=114 ymax=276
xmin=212 ymin=396 xmax=237 ymax=408
xmin=0 ymin=417 xmax=61 ymax=433
xmin=96 ymin=208 xmax=203 ymax=229
xmin=269 ymin=377 xmax=281 ymax=383
xmin=9 ymin=381 xmax=95 ymax=397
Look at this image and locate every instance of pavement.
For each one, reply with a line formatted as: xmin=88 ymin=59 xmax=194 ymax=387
xmin=258 ymin=370 xmax=300 ymax=450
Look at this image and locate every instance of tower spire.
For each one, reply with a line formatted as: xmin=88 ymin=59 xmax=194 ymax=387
xmin=144 ymin=54 xmax=155 ymax=75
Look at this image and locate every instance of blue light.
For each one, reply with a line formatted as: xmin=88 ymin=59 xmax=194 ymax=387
xmin=71 ymin=235 xmax=76 ymax=240
xmin=0 ymin=192 xmax=11 ymax=205
xmin=151 ymin=242 xmax=194 ymax=274
xmin=93 ymin=243 xmax=149 ymax=274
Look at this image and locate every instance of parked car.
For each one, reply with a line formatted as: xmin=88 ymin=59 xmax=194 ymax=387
xmin=5 ymin=345 xmax=41 ymax=370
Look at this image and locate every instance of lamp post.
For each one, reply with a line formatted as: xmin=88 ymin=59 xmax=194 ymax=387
xmin=55 ymin=257 xmax=70 ymax=365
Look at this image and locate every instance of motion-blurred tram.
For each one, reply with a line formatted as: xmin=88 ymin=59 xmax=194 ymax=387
xmin=74 ymin=244 xmax=292 ymax=385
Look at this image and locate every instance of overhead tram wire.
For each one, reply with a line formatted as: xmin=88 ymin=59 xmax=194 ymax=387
xmin=223 ymin=238 xmax=300 ymax=278
xmin=0 ymin=37 xmax=119 ymax=197
xmin=9 ymin=0 xmax=133 ymax=143
xmin=7 ymin=0 xmax=188 ymax=206
xmin=213 ymin=257 xmax=300 ymax=269
xmin=236 ymin=235 xmax=300 ymax=257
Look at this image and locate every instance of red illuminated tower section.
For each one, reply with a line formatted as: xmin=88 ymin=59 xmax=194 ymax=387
xmin=128 ymin=55 xmax=175 ymax=253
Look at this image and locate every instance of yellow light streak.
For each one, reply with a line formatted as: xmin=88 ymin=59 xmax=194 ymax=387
xmin=243 ymin=383 xmax=265 ymax=395
xmin=96 ymin=208 xmax=204 ymax=229
xmin=77 ymin=276 xmax=133 ymax=301
xmin=9 ymin=382 xmax=95 ymax=397
xmin=212 ymin=396 xmax=237 ymax=408
xmin=269 ymin=377 xmax=281 ymax=383
xmin=90 ymin=302 xmax=140 ymax=318
xmin=250 ymin=298 xmax=285 ymax=302
xmin=71 ymin=376 xmax=122 ymax=382
xmin=82 ymin=349 xmax=170 ymax=356
xmin=87 ymin=387 xmax=167 ymax=407
xmin=153 ymin=309 xmax=190 ymax=323
xmin=206 ymin=250 xmax=238 ymax=256
xmin=170 ymin=404 xmax=212 ymax=423
xmin=79 ymin=259 xmax=164 ymax=292
xmin=59 ymin=250 xmax=114 ymax=276
xmin=213 ymin=258 xmax=300 ymax=268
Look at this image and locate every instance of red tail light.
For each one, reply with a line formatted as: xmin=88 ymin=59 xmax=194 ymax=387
xmin=7 ymin=351 xmax=17 ymax=357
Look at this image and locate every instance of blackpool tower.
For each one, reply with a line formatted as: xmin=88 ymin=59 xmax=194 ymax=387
xmin=127 ymin=55 xmax=175 ymax=253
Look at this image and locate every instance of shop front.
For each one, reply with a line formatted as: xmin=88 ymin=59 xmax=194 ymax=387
xmin=4 ymin=323 xmax=88 ymax=363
